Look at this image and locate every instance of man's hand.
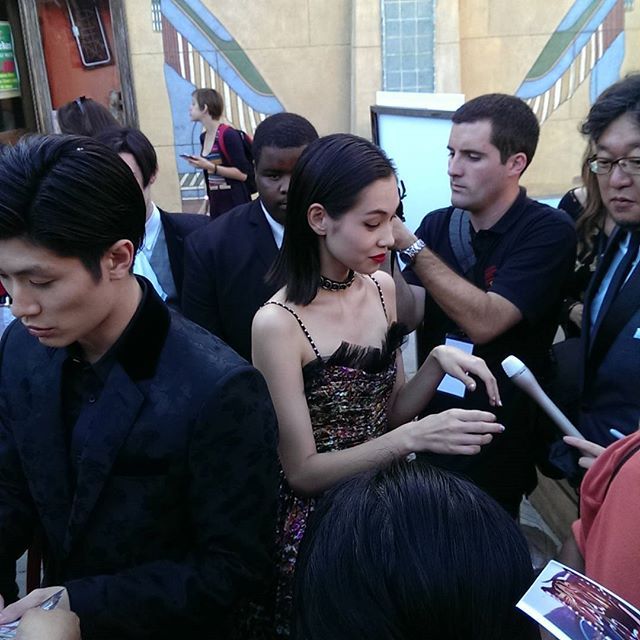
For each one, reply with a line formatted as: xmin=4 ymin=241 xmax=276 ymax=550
xmin=391 ymin=217 xmax=417 ymax=251
xmin=16 ymin=609 xmax=80 ymax=640
xmin=0 ymin=586 xmax=69 ymax=624
xmin=563 ymin=436 xmax=605 ymax=469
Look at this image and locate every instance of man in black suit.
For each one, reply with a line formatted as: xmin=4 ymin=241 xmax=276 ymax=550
xmin=0 ymin=135 xmax=279 ymax=639
xmin=573 ymin=74 xmax=640 ymax=445
xmin=97 ymin=128 xmax=209 ymax=309
xmin=182 ymin=113 xmax=318 ymax=361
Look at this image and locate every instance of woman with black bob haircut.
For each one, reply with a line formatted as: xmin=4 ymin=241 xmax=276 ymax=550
xmin=250 ymin=133 xmax=505 ymax=636
xmin=270 ymin=132 xmax=397 ymax=304
xmin=294 ymin=461 xmax=539 ymax=640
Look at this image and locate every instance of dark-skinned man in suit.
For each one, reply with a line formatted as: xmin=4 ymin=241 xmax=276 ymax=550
xmin=182 ymin=112 xmax=318 ymax=361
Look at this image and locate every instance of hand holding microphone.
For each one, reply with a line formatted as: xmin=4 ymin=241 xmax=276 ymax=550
xmin=501 ymin=355 xmax=584 ymax=440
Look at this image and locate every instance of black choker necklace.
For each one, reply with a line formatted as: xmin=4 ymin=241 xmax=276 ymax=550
xmin=319 ymin=270 xmax=356 ymax=291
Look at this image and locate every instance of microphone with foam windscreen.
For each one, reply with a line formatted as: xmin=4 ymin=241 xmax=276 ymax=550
xmin=501 ymin=355 xmax=584 ymax=439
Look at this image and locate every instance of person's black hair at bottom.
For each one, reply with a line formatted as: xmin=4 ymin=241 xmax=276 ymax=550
xmin=294 ymin=460 xmax=539 ymax=640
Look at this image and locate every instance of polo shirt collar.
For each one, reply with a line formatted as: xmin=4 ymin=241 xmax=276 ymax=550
xmin=484 ymin=187 xmax=528 ymax=235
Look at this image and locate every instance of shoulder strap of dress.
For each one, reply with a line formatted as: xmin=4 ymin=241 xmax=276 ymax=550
xmin=368 ymin=275 xmax=388 ymax=320
xmin=263 ymin=301 xmax=321 ymax=359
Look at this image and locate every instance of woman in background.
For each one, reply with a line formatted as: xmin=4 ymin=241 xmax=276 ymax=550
xmin=57 ymin=96 xmax=119 ymax=137
xmin=187 ymin=88 xmax=252 ymax=218
xmin=559 ymin=150 xmax=616 ymax=337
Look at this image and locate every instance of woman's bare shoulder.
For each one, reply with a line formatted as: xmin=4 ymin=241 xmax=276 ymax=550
xmin=253 ymin=291 xmax=301 ymax=338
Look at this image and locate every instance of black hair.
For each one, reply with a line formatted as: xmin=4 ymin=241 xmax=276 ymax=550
xmin=581 ymin=73 xmax=640 ymax=142
xmin=57 ymin=96 xmax=120 ymax=137
xmin=252 ymin=113 xmax=319 ymax=166
xmin=294 ymin=461 xmax=537 ymax=640
xmin=269 ymin=133 xmax=396 ymax=305
xmin=96 ymin=127 xmax=158 ymax=188
xmin=452 ymin=93 xmax=540 ymax=169
xmin=0 ymin=135 xmax=146 ymax=280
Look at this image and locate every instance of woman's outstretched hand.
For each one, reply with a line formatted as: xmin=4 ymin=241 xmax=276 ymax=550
xmin=402 ymin=408 xmax=504 ymax=456
xmin=429 ymin=345 xmax=502 ymax=407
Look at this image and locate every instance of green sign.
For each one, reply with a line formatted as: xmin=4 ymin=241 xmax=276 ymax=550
xmin=0 ymin=21 xmax=20 ymax=98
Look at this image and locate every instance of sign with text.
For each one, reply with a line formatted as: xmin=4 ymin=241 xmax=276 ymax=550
xmin=0 ymin=22 xmax=20 ymax=99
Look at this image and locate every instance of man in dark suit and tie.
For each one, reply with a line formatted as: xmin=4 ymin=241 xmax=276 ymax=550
xmin=182 ymin=113 xmax=318 ymax=361
xmin=0 ymin=135 xmax=279 ymax=639
xmin=576 ymin=73 xmax=640 ymax=445
xmin=96 ymin=128 xmax=209 ymax=309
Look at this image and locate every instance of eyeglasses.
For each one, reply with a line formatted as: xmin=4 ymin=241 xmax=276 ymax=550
xmin=588 ymin=156 xmax=640 ymax=176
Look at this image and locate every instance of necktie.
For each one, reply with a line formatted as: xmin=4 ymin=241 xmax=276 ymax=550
xmin=597 ymin=231 xmax=640 ymax=324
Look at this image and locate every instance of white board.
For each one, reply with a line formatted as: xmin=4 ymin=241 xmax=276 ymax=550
xmin=372 ymin=106 xmax=454 ymax=233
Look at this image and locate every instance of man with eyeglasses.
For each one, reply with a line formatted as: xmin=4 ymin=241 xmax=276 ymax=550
xmin=558 ymin=75 xmax=640 ymax=609
xmin=574 ymin=73 xmax=640 ymax=445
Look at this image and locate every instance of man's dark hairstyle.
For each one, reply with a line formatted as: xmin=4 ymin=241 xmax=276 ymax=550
xmin=581 ymin=73 xmax=640 ymax=143
xmin=0 ymin=135 xmax=146 ymax=280
xmin=269 ymin=133 xmax=396 ymax=306
xmin=96 ymin=127 xmax=159 ymax=188
xmin=294 ymin=461 xmax=537 ymax=640
xmin=453 ymin=93 xmax=540 ymax=168
xmin=57 ymin=96 xmax=120 ymax=137
xmin=252 ymin=113 xmax=319 ymax=166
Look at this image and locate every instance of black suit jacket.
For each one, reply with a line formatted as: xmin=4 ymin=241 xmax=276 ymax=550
xmin=579 ymin=227 xmax=640 ymax=444
xmin=182 ymin=199 xmax=279 ymax=361
xmin=0 ymin=281 xmax=279 ymax=639
xmin=158 ymin=208 xmax=209 ymax=306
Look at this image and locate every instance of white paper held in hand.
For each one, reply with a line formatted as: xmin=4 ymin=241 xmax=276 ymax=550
xmin=436 ymin=337 xmax=474 ymax=398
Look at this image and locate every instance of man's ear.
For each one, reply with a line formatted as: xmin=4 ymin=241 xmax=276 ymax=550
xmin=508 ymin=152 xmax=528 ymax=177
xmin=307 ymin=203 xmax=328 ymax=236
xmin=104 ymin=239 xmax=136 ymax=279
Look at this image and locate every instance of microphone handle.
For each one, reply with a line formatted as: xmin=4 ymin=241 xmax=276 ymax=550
xmin=525 ymin=377 xmax=585 ymax=439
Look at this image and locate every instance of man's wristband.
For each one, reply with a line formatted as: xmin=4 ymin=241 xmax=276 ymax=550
xmin=399 ymin=239 xmax=426 ymax=265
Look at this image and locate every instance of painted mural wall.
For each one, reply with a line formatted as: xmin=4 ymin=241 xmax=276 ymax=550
xmin=127 ymin=0 xmax=363 ymax=212
xmin=127 ymin=0 xmax=638 ymax=210
xmin=449 ymin=0 xmax=639 ymax=197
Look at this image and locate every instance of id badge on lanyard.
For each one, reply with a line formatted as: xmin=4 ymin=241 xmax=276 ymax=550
xmin=436 ymin=333 xmax=474 ymax=398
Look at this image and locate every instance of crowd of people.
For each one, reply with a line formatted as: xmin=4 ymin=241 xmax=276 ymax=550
xmin=0 ymin=74 xmax=638 ymax=639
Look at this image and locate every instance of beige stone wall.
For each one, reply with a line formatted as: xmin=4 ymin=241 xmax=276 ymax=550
xmin=124 ymin=0 xmax=640 ymax=205
xmin=123 ymin=2 xmax=177 ymax=212
xmin=436 ymin=0 xmax=640 ymax=198
xmin=123 ymin=0 xmax=382 ymax=211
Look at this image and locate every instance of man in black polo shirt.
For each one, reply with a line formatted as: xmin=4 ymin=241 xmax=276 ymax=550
xmin=393 ymin=93 xmax=576 ymax=517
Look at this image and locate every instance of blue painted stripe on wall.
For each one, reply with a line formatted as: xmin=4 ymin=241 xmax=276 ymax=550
xmin=163 ymin=62 xmax=203 ymax=173
xmin=517 ymin=0 xmax=618 ymax=97
xmin=178 ymin=0 xmax=234 ymax=40
xmin=558 ymin=0 xmax=600 ymax=30
xmin=590 ymin=32 xmax=625 ymax=102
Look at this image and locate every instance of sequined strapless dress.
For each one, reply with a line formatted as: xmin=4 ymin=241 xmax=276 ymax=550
xmin=264 ymin=278 xmax=406 ymax=637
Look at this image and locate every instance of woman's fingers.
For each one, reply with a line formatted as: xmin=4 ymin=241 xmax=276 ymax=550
xmin=434 ymin=348 xmax=502 ymax=407
xmin=461 ymin=356 xmax=502 ymax=406
xmin=410 ymin=409 xmax=504 ymax=456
